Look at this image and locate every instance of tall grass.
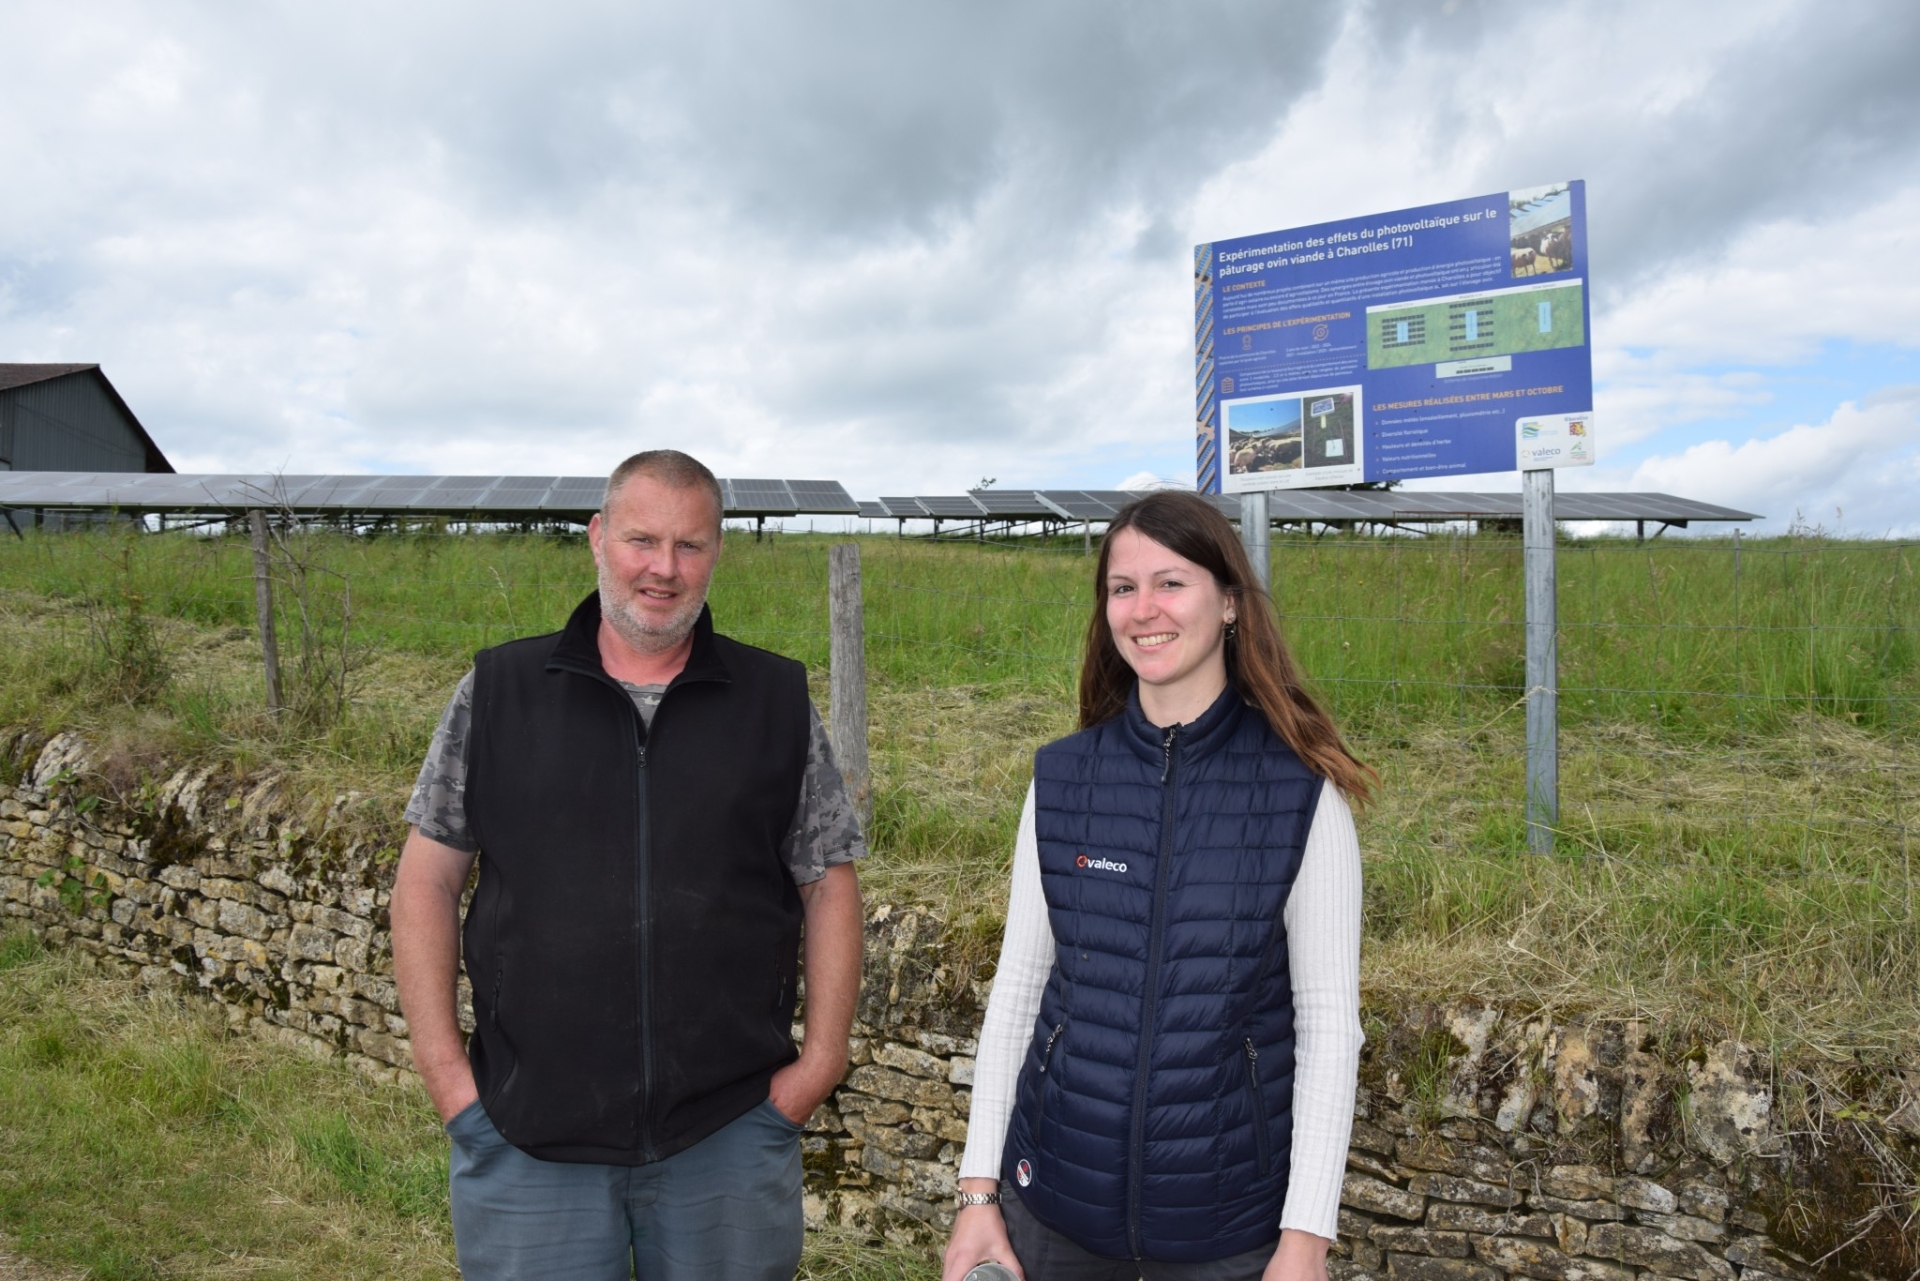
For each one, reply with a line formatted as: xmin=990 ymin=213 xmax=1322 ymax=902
xmin=0 ymin=525 xmax=1914 ymax=1055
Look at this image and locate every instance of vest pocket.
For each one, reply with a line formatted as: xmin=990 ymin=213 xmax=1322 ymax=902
xmin=1243 ymin=1038 xmax=1271 ymax=1177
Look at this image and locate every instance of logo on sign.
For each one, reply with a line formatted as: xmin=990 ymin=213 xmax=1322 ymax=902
xmin=1075 ymin=854 xmax=1129 ymax=874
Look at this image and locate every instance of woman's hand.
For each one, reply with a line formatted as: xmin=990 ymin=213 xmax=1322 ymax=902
xmin=942 ymin=1179 xmax=1024 ymax=1281
xmin=1263 ymin=1228 xmax=1332 ymax=1281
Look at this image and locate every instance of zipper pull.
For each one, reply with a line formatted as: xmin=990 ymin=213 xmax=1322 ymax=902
xmin=1244 ymin=1038 xmax=1258 ymax=1063
xmin=637 ymin=743 xmax=647 ymax=769
xmin=1160 ymin=724 xmax=1179 ymax=783
xmin=1040 ymin=1023 xmax=1063 ymax=1072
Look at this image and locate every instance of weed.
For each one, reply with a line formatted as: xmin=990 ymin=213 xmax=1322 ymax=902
xmin=1404 ymin=1026 xmax=1467 ymax=1127
xmin=0 ymin=927 xmax=41 ymax=970
xmin=33 ymin=855 xmax=111 ymax=914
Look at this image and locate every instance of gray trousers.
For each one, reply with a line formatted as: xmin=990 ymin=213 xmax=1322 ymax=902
xmin=447 ymin=1098 xmax=805 ymax=1280
xmin=1000 ymin=1183 xmax=1276 ymax=1281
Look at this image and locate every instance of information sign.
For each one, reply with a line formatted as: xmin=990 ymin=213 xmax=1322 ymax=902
xmin=1194 ymin=182 xmax=1594 ymax=492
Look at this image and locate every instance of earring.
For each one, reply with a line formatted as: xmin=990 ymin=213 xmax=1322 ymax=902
xmin=1225 ymin=616 xmax=1238 ymax=642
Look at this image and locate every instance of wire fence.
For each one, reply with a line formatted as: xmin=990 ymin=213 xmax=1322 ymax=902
xmin=0 ymin=527 xmax=1913 ymax=883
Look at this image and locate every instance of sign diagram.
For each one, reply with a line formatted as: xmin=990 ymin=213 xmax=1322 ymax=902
xmin=1194 ymin=181 xmax=1595 ymax=492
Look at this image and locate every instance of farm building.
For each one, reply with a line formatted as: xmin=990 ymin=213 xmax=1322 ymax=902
xmin=0 ymin=364 xmax=173 ymax=474
xmin=0 ymin=364 xmax=172 ymax=530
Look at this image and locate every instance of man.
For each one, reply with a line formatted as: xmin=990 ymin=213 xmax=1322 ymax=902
xmin=391 ymin=450 xmax=865 ymax=1280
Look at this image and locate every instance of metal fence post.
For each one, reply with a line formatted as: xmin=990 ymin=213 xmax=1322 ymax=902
xmin=248 ymin=509 xmax=285 ymax=714
xmin=828 ymin=543 xmax=872 ymax=831
xmin=1522 ymin=468 xmax=1557 ymax=852
xmin=1239 ymin=491 xmax=1271 ymax=594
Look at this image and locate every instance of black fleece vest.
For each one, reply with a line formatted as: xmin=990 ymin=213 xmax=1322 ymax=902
xmin=462 ymin=594 xmax=810 ymax=1165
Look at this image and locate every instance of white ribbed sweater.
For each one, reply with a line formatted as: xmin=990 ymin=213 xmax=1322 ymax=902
xmin=956 ymin=781 xmax=1363 ymax=1242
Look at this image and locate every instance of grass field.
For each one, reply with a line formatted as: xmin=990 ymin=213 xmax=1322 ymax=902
xmin=0 ymin=930 xmax=938 ymax=1280
xmin=0 ymin=522 xmax=1915 ymax=1271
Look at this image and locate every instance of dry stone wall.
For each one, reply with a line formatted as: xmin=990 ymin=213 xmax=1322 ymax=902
xmin=2 ymin=729 xmax=1912 ymax=1277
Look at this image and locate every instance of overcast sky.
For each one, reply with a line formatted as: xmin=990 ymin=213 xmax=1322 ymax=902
xmin=3 ymin=0 xmax=1916 ymax=533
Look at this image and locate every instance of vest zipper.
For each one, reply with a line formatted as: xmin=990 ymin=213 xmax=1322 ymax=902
xmin=1031 ymin=1021 xmax=1064 ymax=1136
xmin=1039 ymin=1021 xmax=1064 ymax=1073
xmin=1128 ymin=721 xmax=1179 ymax=1259
xmin=634 ymin=722 xmax=656 ymax=1161
xmin=1244 ymin=1038 xmax=1272 ymax=1176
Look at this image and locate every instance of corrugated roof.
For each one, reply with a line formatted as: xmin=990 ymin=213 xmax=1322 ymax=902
xmin=0 ymin=363 xmax=99 ymax=393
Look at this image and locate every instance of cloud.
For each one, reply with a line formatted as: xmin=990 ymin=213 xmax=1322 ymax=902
xmin=0 ymin=0 xmax=1916 ymax=508
xmin=1618 ymin=387 xmax=1920 ymax=534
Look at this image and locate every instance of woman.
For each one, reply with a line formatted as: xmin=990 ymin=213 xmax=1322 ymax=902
xmin=942 ymin=492 xmax=1371 ymax=1281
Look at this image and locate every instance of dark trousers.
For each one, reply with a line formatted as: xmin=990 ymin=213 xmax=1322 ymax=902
xmin=1000 ymin=1183 xmax=1276 ymax=1281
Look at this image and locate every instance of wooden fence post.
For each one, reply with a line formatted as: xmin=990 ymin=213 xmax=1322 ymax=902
xmin=248 ymin=509 xmax=285 ymax=713
xmin=828 ymin=543 xmax=871 ymax=831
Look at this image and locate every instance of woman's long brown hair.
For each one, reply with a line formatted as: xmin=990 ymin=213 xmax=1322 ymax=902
xmin=1077 ymin=491 xmax=1377 ymax=805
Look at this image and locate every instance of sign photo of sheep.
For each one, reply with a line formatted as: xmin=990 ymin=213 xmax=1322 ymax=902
xmin=1195 ymin=180 xmax=1595 ymax=493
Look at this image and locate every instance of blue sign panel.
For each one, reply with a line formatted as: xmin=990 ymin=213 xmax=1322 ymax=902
xmin=1194 ymin=182 xmax=1592 ymax=492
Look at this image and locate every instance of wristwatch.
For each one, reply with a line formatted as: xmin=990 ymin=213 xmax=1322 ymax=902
xmin=955 ymin=1190 xmax=1002 ymax=1209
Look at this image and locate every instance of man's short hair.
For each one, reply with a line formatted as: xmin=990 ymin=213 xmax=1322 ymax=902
xmin=602 ymin=451 xmax=725 ymax=529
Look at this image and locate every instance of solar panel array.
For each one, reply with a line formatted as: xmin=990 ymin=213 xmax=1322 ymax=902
xmin=0 ymin=472 xmax=1758 ymax=526
xmin=0 ymin=472 xmax=859 ymax=518
xmin=863 ymin=489 xmax=1759 ymax=524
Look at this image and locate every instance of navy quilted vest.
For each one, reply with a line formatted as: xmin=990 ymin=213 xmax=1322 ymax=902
xmin=1002 ymin=684 xmax=1322 ymax=1262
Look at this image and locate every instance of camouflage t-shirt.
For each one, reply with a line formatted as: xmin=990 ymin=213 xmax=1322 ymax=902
xmin=403 ymin=669 xmax=866 ymax=885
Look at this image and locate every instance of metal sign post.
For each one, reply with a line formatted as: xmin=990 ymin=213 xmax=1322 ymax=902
xmin=1522 ymin=468 xmax=1557 ymax=852
xmin=1239 ymin=491 xmax=1271 ymax=594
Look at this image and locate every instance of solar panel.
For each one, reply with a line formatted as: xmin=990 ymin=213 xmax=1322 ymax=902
xmin=726 ymin=480 xmax=798 ymax=515
xmin=1553 ymin=492 xmax=1759 ymax=522
xmin=784 ymin=481 xmax=860 ymax=514
xmin=350 ymin=477 xmax=440 ymax=505
xmin=1389 ymin=492 xmax=1522 ymax=519
xmin=1281 ymin=490 xmax=1392 ymax=519
xmin=1037 ymin=491 xmax=1121 ymax=520
xmin=856 ymin=501 xmax=890 ymax=519
xmin=411 ymin=476 xmax=505 ymax=509
xmin=879 ymin=497 xmax=928 ymax=517
xmin=546 ymin=478 xmax=609 ymax=511
xmin=917 ymin=495 xmax=987 ymax=519
xmin=295 ymin=475 xmax=388 ymax=507
xmin=483 ymin=478 xmax=561 ymax=510
xmin=246 ymin=476 xmax=333 ymax=506
xmin=969 ymin=490 xmax=1056 ymax=518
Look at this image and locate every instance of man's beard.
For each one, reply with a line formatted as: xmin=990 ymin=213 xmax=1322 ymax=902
xmin=598 ymin=562 xmax=706 ymax=656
